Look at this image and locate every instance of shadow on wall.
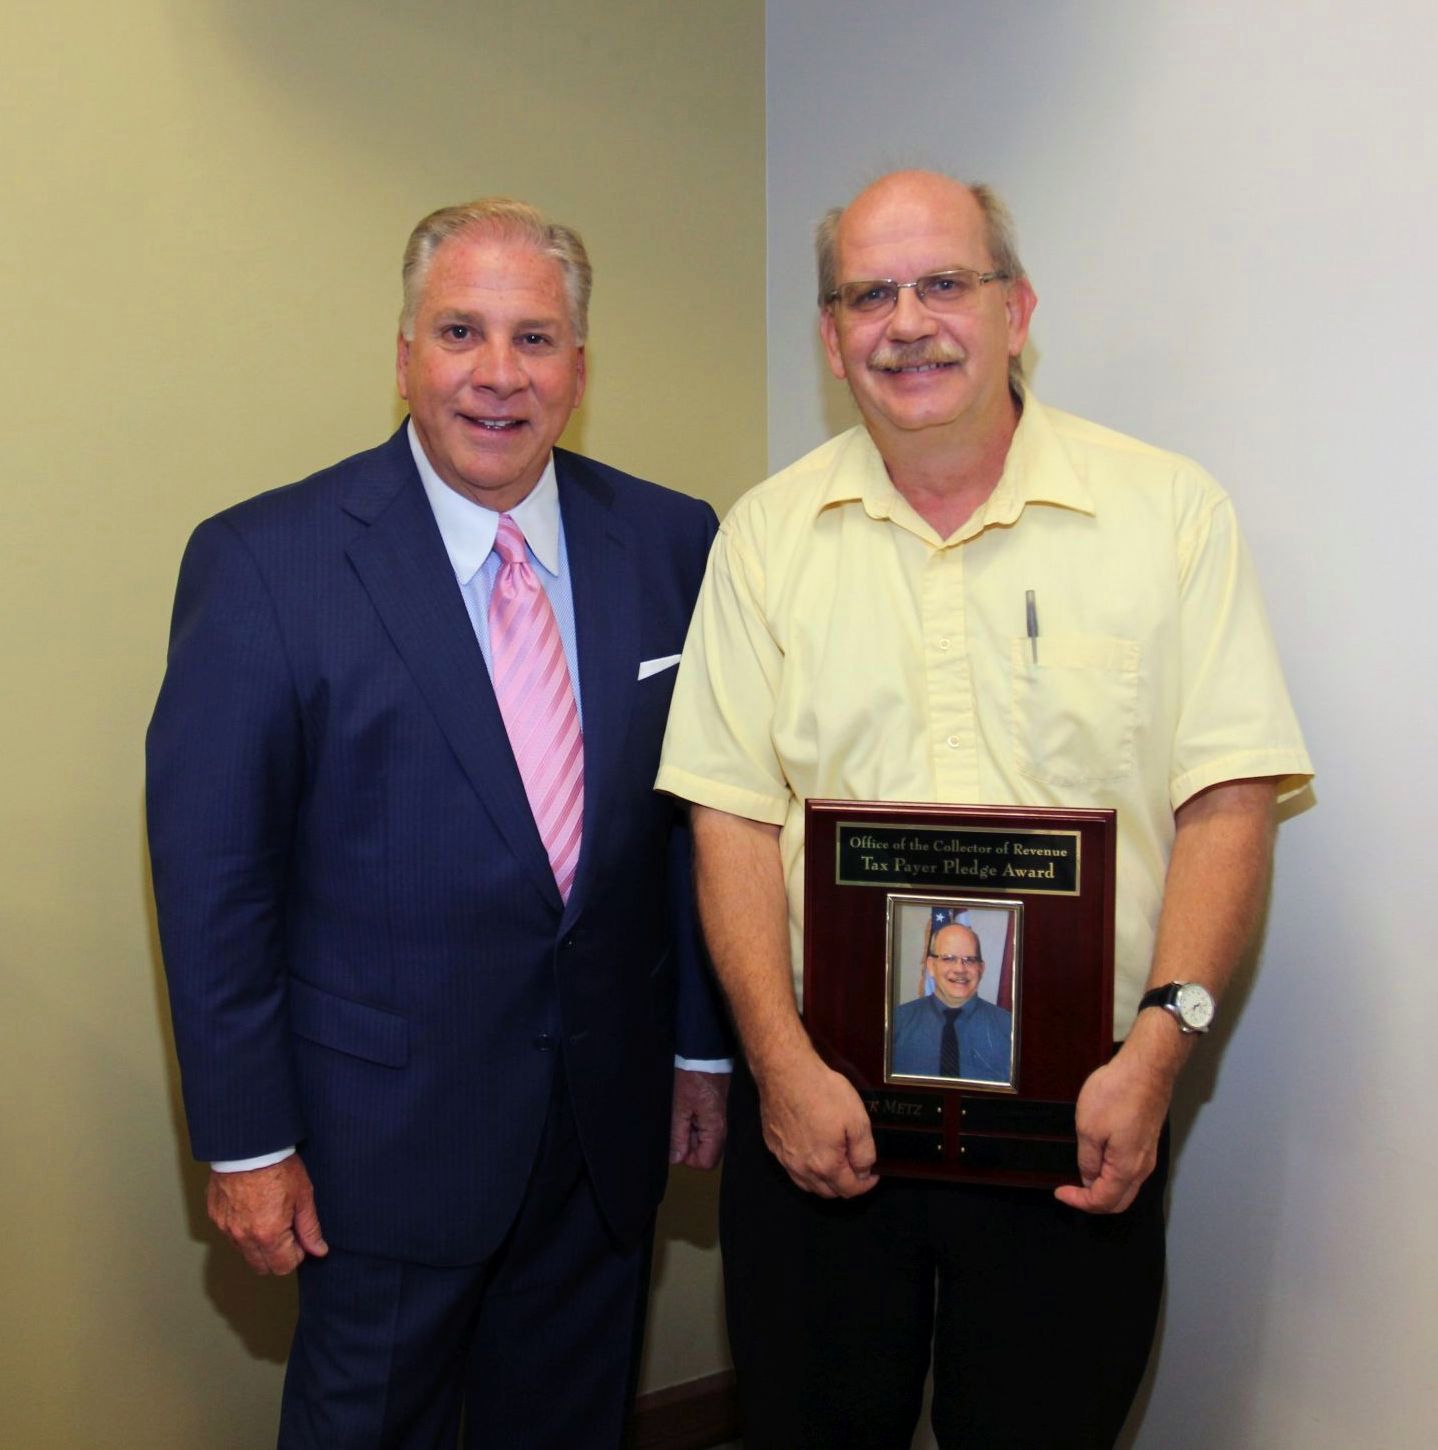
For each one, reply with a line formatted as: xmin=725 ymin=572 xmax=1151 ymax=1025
xmin=1117 ymin=780 xmax=1315 ymax=1447
xmin=655 ymin=1164 xmax=721 ymax=1257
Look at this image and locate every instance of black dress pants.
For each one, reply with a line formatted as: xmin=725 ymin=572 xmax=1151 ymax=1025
xmin=721 ymin=1064 xmax=1167 ymax=1450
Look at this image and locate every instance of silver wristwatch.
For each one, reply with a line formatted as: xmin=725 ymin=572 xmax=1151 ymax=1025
xmin=1137 ymin=981 xmax=1215 ymax=1034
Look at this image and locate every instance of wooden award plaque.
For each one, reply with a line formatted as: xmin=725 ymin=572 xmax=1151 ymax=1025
xmin=803 ymin=800 xmax=1116 ymax=1188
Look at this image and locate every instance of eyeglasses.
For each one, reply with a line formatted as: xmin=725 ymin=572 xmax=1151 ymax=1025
xmin=928 ymin=953 xmax=983 ymax=968
xmin=826 ymin=267 xmax=1010 ymax=317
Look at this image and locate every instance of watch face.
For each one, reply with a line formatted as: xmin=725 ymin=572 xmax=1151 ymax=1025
xmin=1174 ymin=982 xmax=1215 ymax=1030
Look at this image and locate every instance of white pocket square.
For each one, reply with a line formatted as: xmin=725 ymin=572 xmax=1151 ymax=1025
xmin=637 ymin=654 xmax=682 ymax=681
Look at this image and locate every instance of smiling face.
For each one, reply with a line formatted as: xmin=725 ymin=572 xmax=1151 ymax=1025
xmin=397 ymin=229 xmax=585 ymax=512
xmin=819 ymin=171 xmax=1035 ymax=455
xmin=925 ymin=923 xmax=985 ymax=1008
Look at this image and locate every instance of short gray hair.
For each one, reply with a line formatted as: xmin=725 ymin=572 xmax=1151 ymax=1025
xmin=815 ymin=178 xmax=1028 ymax=389
xmin=399 ymin=198 xmax=593 ymax=343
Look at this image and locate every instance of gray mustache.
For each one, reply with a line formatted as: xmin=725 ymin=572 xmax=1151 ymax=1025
xmin=868 ymin=343 xmax=966 ymax=371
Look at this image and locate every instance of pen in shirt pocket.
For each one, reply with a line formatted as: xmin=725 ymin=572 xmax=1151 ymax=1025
xmin=1025 ymin=589 xmax=1039 ymax=664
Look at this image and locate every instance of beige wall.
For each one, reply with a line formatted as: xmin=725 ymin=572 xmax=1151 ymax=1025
xmin=0 ymin=2 xmax=763 ymax=1443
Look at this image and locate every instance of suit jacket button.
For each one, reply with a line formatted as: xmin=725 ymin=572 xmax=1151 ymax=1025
xmin=533 ymin=1033 xmax=556 ymax=1051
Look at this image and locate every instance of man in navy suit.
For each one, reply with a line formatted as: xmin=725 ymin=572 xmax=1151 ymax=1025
xmin=147 ymin=198 xmax=730 ymax=1449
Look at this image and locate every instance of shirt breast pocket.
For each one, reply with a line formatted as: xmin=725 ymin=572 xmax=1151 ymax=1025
xmin=1009 ymin=634 xmax=1140 ymax=788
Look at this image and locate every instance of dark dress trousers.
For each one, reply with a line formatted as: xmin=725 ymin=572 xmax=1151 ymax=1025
xmin=148 ymin=425 xmax=725 ymax=1284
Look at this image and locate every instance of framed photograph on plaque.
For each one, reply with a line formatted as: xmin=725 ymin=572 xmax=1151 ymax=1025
xmin=886 ymin=895 xmax=1022 ymax=1092
xmin=803 ymin=799 xmax=1116 ymax=1188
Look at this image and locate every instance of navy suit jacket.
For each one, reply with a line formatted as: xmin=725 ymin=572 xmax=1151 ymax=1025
xmin=147 ymin=426 xmax=727 ymax=1265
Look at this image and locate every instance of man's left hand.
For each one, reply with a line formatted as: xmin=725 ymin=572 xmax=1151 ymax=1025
xmin=669 ymin=1069 xmax=730 ymax=1169
xmin=1053 ymin=1044 xmax=1174 ymax=1215
xmin=1056 ymin=779 xmax=1277 ymax=1214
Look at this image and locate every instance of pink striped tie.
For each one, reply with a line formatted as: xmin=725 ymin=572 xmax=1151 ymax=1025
xmin=488 ymin=514 xmax=584 ymax=900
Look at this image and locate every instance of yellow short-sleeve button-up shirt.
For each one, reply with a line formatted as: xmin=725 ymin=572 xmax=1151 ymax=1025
xmin=657 ymin=397 xmax=1312 ymax=1033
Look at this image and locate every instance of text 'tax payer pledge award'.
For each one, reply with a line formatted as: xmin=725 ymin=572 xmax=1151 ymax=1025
xmin=802 ymin=800 xmax=1116 ymax=1188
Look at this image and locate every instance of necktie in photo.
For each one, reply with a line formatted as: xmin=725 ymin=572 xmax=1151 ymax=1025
xmin=939 ymin=1007 xmax=962 ymax=1077
xmin=488 ymin=514 xmax=584 ymax=900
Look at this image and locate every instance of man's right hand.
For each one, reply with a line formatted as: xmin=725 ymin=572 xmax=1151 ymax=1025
xmin=757 ymin=1051 xmax=879 ymax=1200
xmin=206 ymin=1156 xmax=329 ymax=1275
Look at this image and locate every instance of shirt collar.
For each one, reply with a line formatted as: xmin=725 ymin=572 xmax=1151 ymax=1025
xmin=983 ymin=393 xmax=1095 ymax=524
xmin=815 ymin=393 xmax=1096 ymax=538
xmin=928 ymin=993 xmax=981 ymax=1020
xmin=408 ymin=420 xmax=562 ymax=583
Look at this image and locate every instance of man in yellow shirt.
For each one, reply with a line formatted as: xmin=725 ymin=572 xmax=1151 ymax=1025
xmin=657 ymin=170 xmax=1311 ymax=1449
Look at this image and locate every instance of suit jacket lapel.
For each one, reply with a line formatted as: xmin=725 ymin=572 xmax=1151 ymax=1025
xmin=342 ymin=429 xmax=560 ymax=910
xmin=557 ymin=451 xmax=639 ymax=917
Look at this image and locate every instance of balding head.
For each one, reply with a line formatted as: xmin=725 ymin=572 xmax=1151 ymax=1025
xmin=816 ymin=170 xmax=1030 ymax=392
xmin=818 ymin=172 xmax=1025 ymax=298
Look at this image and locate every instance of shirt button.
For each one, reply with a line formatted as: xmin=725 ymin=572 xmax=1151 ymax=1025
xmin=946 ymin=735 xmax=961 ymax=749
xmin=937 ymin=637 xmax=950 ymax=650
xmin=533 ymin=1034 xmax=556 ymax=1051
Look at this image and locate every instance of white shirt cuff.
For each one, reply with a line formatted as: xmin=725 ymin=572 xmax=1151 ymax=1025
xmin=211 ymin=1146 xmax=296 ymax=1172
xmin=674 ymin=1056 xmax=734 ymax=1074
